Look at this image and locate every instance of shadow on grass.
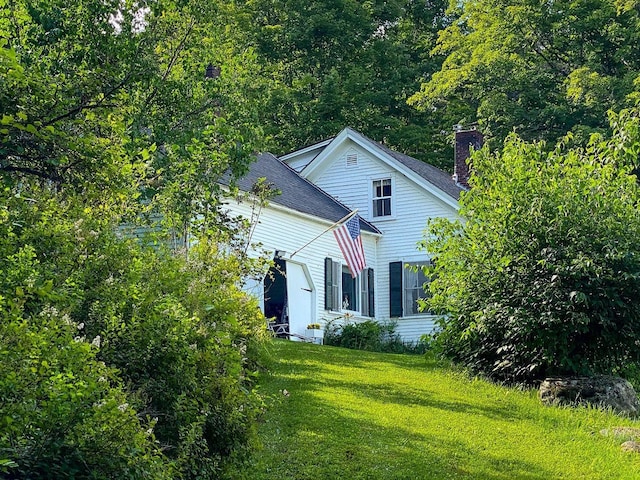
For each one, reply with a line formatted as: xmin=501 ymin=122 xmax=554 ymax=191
xmin=238 ymin=341 xmax=561 ymax=480
xmin=269 ymin=342 xmax=532 ymax=423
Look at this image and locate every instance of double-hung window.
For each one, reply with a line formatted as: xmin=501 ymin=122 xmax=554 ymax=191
xmin=341 ymin=265 xmax=357 ymax=310
xmin=372 ymin=178 xmax=392 ymax=217
xmin=404 ymin=262 xmax=431 ymax=316
xmin=325 ymin=258 xmax=374 ymax=317
xmin=389 ymin=261 xmax=432 ymax=317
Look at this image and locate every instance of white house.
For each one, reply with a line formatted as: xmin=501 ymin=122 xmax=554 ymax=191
xmin=225 ymin=127 xmax=480 ymax=342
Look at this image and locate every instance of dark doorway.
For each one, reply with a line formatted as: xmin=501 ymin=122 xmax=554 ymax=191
xmin=264 ymin=258 xmax=288 ymax=336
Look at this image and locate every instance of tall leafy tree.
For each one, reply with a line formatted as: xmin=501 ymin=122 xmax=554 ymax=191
xmin=244 ymin=0 xmax=456 ymax=168
xmin=1 ymin=1 xmax=271 ymax=477
xmin=1 ymin=0 xmax=266 ymax=216
xmin=410 ymin=0 xmax=640 ymax=149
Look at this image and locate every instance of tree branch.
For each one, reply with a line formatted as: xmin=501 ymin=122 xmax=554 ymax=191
xmin=169 ymin=98 xmax=220 ymax=131
xmin=144 ymin=17 xmax=196 ymax=108
xmin=0 ymin=164 xmax=62 ymax=182
xmin=43 ymin=73 xmax=133 ymax=126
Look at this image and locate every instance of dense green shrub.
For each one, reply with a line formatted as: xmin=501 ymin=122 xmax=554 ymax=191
xmin=0 ymin=202 xmax=171 ymax=479
xmin=0 ymin=313 xmax=171 ymax=479
xmin=424 ymin=109 xmax=640 ymax=383
xmin=87 ymin=242 xmax=268 ymax=478
xmin=1 ymin=1 xmax=269 ymax=477
xmin=325 ymin=319 xmax=389 ymax=351
xmin=0 ymin=190 xmax=269 ymax=479
xmin=324 ymin=318 xmax=428 ymax=354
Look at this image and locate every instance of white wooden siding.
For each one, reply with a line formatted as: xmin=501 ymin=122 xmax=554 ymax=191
xmin=223 ymin=197 xmax=378 ymax=339
xmin=304 ymin=139 xmax=460 ymax=339
xmin=305 ymin=141 xmax=378 ymax=218
xmin=393 ymin=316 xmax=439 ymax=343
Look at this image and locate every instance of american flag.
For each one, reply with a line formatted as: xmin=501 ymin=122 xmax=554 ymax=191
xmin=333 ymin=214 xmax=366 ymax=278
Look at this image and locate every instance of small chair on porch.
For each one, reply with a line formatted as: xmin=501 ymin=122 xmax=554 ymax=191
xmin=267 ymin=320 xmax=290 ymax=338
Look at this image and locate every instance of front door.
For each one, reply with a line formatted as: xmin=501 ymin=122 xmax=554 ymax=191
xmin=285 ymin=261 xmax=313 ymax=338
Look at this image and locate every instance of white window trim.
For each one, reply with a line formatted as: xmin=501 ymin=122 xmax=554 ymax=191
xmin=369 ymin=175 xmax=396 ymax=221
xmin=326 ymin=258 xmax=374 ymax=317
xmin=341 ymin=264 xmax=359 ymax=313
xmin=403 ymin=259 xmax=434 ymax=317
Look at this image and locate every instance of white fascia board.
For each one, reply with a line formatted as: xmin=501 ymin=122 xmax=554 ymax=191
xmin=266 ymin=200 xmax=382 ymax=238
xmin=299 ymin=128 xmax=352 ymax=178
xmin=279 ymin=138 xmax=333 ymax=164
xmin=303 ymin=128 xmax=460 ymax=211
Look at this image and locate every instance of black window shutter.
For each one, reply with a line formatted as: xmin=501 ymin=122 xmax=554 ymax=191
xmin=389 ymin=261 xmax=403 ymax=317
xmin=325 ymin=257 xmax=333 ymax=310
xmin=367 ymin=268 xmax=375 ymax=318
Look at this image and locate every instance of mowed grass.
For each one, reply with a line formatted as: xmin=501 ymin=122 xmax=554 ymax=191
xmin=234 ymin=340 xmax=640 ymax=479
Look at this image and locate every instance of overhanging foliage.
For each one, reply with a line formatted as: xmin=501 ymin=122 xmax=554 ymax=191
xmin=423 ymin=109 xmax=640 ymax=382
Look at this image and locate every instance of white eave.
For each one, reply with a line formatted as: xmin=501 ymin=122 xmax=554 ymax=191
xmin=300 ymin=127 xmax=460 ymax=210
xmin=266 ymin=200 xmax=382 ymax=238
xmin=280 ymin=138 xmax=333 ymax=163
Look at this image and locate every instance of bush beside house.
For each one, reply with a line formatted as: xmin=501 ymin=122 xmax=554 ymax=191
xmin=424 ymin=109 xmax=640 ymax=384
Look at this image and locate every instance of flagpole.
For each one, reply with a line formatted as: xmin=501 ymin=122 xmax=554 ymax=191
xmin=289 ymin=209 xmax=359 ymax=258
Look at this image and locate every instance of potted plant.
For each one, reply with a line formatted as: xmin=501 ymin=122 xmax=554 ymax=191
xmin=306 ymin=323 xmax=323 ymax=344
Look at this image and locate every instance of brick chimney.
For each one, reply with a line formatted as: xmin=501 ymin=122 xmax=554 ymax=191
xmin=453 ymin=124 xmax=483 ymax=188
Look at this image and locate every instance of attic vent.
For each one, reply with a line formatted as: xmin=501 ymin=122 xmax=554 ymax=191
xmin=346 ymin=153 xmax=358 ymax=167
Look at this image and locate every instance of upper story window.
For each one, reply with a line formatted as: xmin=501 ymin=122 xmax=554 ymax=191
xmin=372 ymin=178 xmax=392 ymax=217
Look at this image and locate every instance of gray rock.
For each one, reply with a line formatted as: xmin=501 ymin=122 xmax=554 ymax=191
xmin=600 ymin=427 xmax=640 ymax=440
xmin=621 ymin=440 xmax=640 ymax=453
xmin=539 ymin=375 xmax=640 ymax=417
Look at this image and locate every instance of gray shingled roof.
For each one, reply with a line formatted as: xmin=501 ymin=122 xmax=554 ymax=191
xmin=344 ymin=128 xmax=463 ymax=200
xmin=229 ymin=152 xmax=380 ymax=234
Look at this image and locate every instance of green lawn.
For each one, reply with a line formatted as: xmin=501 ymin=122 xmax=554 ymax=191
xmin=235 ymin=340 xmax=640 ymax=479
